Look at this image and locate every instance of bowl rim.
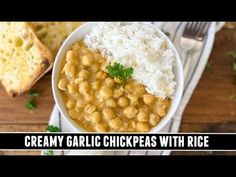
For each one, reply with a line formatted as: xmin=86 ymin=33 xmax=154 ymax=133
xmin=52 ymin=22 xmax=184 ymax=133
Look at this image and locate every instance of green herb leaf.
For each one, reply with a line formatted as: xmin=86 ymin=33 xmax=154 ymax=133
xmin=46 ymin=125 xmax=61 ymax=132
xmin=233 ymin=62 xmax=236 ymax=72
xmin=228 ymin=94 xmax=236 ymax=102
xmin=44 ymin=150 xmax=54 ymax=156
xmin=162 ymin=30 xmax=170 ymax=37
xmin=228 ymin=51 xmax=236 ymax=59
xmin=28 ymin=90 xmax=39 ymax=98
xmin=107 ymin=63 xmax=134 ymax=81
xmin=25 ymin=100 xmax=36 ymax=110
xmin=206 ymin=60 xmax=213 ymax=70
xmin=233 ymin=77 xmax=236 ymax=86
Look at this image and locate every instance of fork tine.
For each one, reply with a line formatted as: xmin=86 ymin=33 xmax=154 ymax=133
xmin=186 ymin=22 xmax=193 ymax=29
xmin=199 ymin=22 xmax=208 ymax=32
xmin=201 ymin=22 xmax=211 ymax=35
xmin=195 ymin=22 xmax=201 ymax=31
xmin=183 ymin=22 xmax=197 ymax=37
xmin=190 ymin=22 xmax=196 ymax=29
xmin=197 ymin=22 xmax=211 ymax=40
xmin=192 ymin=22 xmax=198 ymax=30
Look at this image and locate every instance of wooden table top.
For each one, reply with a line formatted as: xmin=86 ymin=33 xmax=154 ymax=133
xmin=0 ymin=24 xmax=236 ymax=155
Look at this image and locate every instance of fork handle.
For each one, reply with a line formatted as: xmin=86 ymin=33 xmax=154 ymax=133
xmin=184 ymin=55 xmax=191 ymax=87
xmin=180 ymin=50 xmax=191 ymax=87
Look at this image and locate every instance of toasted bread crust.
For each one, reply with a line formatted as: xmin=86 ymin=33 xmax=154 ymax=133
xmin=0 ymin=22 xmax=53 ymax=96
xmin=30 ymin=22 xmax=83 ymax=56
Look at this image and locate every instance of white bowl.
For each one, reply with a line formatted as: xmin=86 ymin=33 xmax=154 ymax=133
xmin=52 ymin=22 xmax=184 ymax=133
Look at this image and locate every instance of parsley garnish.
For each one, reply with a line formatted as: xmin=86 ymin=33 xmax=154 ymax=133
xmin=25 ymin=90 xmax=39 ymax=111
xmin=44 ymin=125 xmax=61 ymax=156
xmin=107 ymin=63 xmax=134 ymax=81
xmin=46 ymin=125 xmax=61 ymax=132
xmin=44 ymin=150 xmax=54 ymax=156
xmin=206 ymin=60 xmax=213 ymax=70
xmin=228 ymin=94 xmax=236 ymax=102
xmin=25 ymin=100 xmax=36 ymax=110
xmin=228 ymin=51 xmax=236 ymax=85
xmin=28 ymin=90 xmax=39 ymax=98
xmin=228 ymin=51 xmax=236 ymax=59
xmin=162 ymin=30 xmax=171 ymax=37
xmin=233 ymin=62 xmax=236 ymax=72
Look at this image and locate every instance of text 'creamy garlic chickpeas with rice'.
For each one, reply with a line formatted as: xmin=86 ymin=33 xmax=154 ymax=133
xmin=57 ymin=23 xmax=176 ymax=132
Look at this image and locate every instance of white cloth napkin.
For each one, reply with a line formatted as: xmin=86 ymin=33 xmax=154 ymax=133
xmin=44 ymin=22 xmax=225 ymax=156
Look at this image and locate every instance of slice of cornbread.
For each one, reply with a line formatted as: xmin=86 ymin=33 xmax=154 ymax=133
xmin=30 ymin=22 xmax=83 ymax=56
xmin=0 ymin=22 xmax=53 ymax=96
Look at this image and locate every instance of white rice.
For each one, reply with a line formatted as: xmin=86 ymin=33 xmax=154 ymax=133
xmin=84 ymin=22 xmax=176 ymax=98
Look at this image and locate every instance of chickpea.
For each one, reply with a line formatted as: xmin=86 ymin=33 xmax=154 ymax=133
xmin=134 ymin=84 xmax=145 ymax=96
xmin=90 ymin=111 xmax=101 ymax=124
xmin=94 ymin=53 xmax=102 ymax=60
xmin=101 ymin=62 xmax=109 ymax=72
xmin=75 ymin=78 xmax=84 ymax=84
xmin=123 ymin=106 xmax=138 ymax=119
xmin=75 ymin=113 xmax=82 ymax=121
xmin=136 ymin=122 xmax=149 ymax=132
xmin=81 ymin=48 xmax=90 ymax=55
xmin=79 ymin=81 xmax=90 ymax=95
xmin=149 ymin=114 xmax=160 ymax=126
xmin=109 ymin=118 xmax=122 ymax=130
xmin=103 ymin=108 xmax=115 ymax=121
xmin=76 ymin=99 xmax=84 ymax=108
xmin=58 ymin=78 xmax=68 ymax=90
xmin=113 ymin=88 xmax=124 ymax=98
xmin=91 ymin=63 xmax=100 ymax=72
xmin=84 ymin=114 xmax=91 ymax=121
xmin=84 ymin=94 xmax=93 ymax=103
xmin=78 ymin=69 xmax=90 ymax=79
xmin=100 ymin=87 xmax=113 ymax=99
xmin=92 ymin=80 xmax=101 ymax=90
xmin=128 ymin=120 xmax=136 ymax=131
xmin=141 ymin=105 xmax=149 ymax=112
xmin=63 ymin=63 xmax=77 ymax=78
xmin=114 ymin=78 xmax=123 ymax=83
xmin=128 ymin=94 xmax=139 ymax=105
xmin=95 ymin=124 xmax=108 ymax=132
xmin=66 ymin=100 xmax=75 ymax=109
xmin=137 ymin=110 xmax=149 ymax=122
xmin=66 ymin=50 xmax=74 ymax=60
xmin=67 ymin=84 xmax=77 ymax=94
xmin=82 ymin=55 xmax=93 ymax=66
xmin=68 ymin=109 xmax=80 ymax=119
xmin=96 ymin=71 xmax=107 ymax=79
xmin=104 ymin=77 xmax=115 ymax=87
xmin=117 ymin=97 xmax=129 ymax=107
xmin=100 ymin=57 xmax=106 ymax=64
xmin=66 ymin=50 xmax=79 ymax=65
xmin=119 ymin=122 xmax=128 ymax=132
xmin=71 ymin=43 xmax=80 ymax=52
xmin=85 ymin=104 xmax=96 ymax=114
xmin=106 ymin=98 xmax=117 ymax=108
xmin=143 ymin=94 xmax=155 ymax=105
xmin=157 ymin=106 xmax=166 ymax=117
xmin=124 ymin=83 xmax=132 ymax=93
xmin=161 ymin=98 xmax=170 ymax=109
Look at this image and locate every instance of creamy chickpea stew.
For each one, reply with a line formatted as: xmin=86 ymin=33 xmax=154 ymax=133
xmin=57 ymin=41 xmax=171 ymax=132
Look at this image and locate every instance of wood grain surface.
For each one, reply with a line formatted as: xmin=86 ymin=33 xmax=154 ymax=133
xmin=0 ymin=24 xmax=236 ymax=155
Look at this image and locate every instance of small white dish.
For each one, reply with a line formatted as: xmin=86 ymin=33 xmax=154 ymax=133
xmin=52 ymin=22 xmax=184 ymax=133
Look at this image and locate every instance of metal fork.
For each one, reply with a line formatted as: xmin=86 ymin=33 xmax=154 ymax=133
xmin=180 ymin=22 xmax=211 ymax=86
